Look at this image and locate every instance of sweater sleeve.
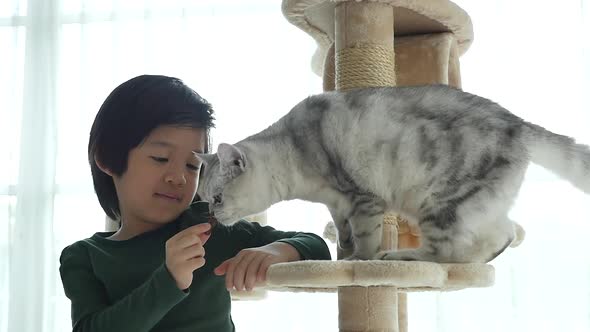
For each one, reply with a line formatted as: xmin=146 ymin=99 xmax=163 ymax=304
xmin=229 ymin=221 xmax=332 ymax=261
xmin=59 ymin=243 xmax=188 ymax=332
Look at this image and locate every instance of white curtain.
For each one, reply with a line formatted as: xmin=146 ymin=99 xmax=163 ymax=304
xmin=1 ymin=1 xmax=589 ymax=331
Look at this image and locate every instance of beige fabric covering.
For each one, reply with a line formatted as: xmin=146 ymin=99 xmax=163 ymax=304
xmin=263 ymin=222 xmax=524 ymax=292
xmin=282 ymin=0 xmax=473 ymax=76
xmin=264 ymin=260 xmax=495 ymax=292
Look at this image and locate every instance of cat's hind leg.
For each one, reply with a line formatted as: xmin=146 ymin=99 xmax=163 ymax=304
xmin=375 ymin=218 xmax=457 ymax=262
xmin=377 ymin=188 xmax=520 ymax=263
xmin=378 ymin=148 xmax=526 ymax=263
xmin=376 ymin=204 xmax=517 ymax=263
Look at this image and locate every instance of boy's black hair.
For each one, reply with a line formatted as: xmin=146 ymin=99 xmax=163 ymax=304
xmin=88 ymin=75 xmax=215 ymax=221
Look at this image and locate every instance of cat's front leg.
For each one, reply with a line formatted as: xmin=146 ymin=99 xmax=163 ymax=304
xmin=346 ymin=198 xmax=386 ymax=260
xmin=328 ymin=208 xmax=353 ymax=251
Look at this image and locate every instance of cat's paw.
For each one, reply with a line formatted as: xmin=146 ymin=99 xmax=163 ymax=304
xmin=342 ymin=250 xmax=375 ymax=261
xmin=374 ymin=250 xmax=417 ymax=261
xmin=342 ymin=254 xmax=363 ymax=261
xmin=374 ymin=251 xmax=389 ymax=260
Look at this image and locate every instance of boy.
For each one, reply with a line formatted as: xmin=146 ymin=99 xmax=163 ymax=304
xmin=59 ymin=75 xmax=331 ymax=331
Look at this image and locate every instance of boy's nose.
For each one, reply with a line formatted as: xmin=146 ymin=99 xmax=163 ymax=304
xmin=165 ymin=169 xmax=187 ymax=186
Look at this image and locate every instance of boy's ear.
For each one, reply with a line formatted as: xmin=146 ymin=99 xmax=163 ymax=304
xmin=217 ymin=143 xmax=246 ymax=178
xmin=94 ymin=155 xmax=114 ymax=177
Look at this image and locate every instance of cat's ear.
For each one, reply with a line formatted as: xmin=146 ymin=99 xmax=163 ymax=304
xmin=217 ymin=143 xmax=246 ymax=178
xmin=194 ymin=152 xmax=215 ymax=167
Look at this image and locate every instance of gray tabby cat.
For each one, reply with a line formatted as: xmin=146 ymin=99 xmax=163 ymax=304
xmin=196 ymin=85 xmax=590 ymax=263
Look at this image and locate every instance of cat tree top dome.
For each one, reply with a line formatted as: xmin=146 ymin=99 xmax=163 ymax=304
xmin=282 ymin=0 xmax=474 ymax=76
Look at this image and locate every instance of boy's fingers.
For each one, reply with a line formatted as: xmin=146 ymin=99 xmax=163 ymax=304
xmin=169 ymin=224 xmax=211 ymax=249
xmin=170 ymin=223 xmax=211 ymax=241
xmin=244 ymin=254 xmax=267 ymax=291
xmin=257 ymin=255 xmax=275 ymax=282
xmin=224 ymin=257 xmax=238 ymax=290
xmin=173 ymin=233 xmax=202 ymax=250
xmin=214 ymin=260 xmax=230 ymax=276
xmin=224 ymin=255 xmax=248 ymax=291
xmin=187 ymin=256 xmax=206 ymax=270
xmin=186 ymin=224 xmax=212 ymax=245
xmin=184 ymin=223 xmax=212 ymax=235
xmin=231 ymin=253 xmax=258 ymax=291
xmin=178 ymin=243 xmax=206 ymax=261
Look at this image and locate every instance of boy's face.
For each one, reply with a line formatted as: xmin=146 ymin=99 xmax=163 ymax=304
xmin=112 ymin=126 xmax=205 ymax=228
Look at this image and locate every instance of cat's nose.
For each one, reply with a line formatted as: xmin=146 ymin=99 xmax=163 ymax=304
xmin=213 ymin=193 xmax=223 ymax=205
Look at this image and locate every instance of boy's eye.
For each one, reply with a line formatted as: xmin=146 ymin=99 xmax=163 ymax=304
xmin=150 ymin=156 xmax=168 ymax=163
xmin=187 ymin=163 xmax=200 ymax=171
xmin=150 ymin=156 xmax=199 ymax=171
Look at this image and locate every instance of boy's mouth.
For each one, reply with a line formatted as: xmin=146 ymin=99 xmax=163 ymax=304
xmin=154 ymin=193 xmax=182 ymax=202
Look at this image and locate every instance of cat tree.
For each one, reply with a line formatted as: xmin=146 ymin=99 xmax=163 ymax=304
xmin=104 ymin=1 xmax=526 ymax=329
xmin=258 ymin=1 xmax=526 ymax=331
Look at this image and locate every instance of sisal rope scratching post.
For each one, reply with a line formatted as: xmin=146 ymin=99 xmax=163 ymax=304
xmin=334 ymin=2 xmax=405 ymax=331
xmin=334 ymin=2 xmax=396 ymax=89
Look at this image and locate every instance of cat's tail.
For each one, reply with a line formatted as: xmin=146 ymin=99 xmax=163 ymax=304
xmin=525 ymin=122 xmax=590 ymax=194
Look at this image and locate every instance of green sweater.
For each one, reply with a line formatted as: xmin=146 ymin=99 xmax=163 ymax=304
xmin=59 ymin=202 xmax=331 ymax=332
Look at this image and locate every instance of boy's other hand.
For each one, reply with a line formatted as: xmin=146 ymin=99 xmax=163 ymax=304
xmin=214 ymin=242 xmax=300 ymax=292
xmin=165 ymin=223 xmax=212 ymax=291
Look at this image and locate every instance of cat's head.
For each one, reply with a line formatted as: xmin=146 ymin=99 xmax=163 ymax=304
xmin=196 ymin=143 xmax=269 ymax=225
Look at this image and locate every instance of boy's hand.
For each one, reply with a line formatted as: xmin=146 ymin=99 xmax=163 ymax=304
xmin=165 ymin=223 xmax=212 ymax=291
xmin=214 ymin=242 xmax=300 ymax=291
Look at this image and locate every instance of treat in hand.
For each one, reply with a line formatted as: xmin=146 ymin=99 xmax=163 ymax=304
xmin=178 ymin=201 xmax=218 ymax=234
xmin=205 ymin=214 xmax=218 ymax=236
